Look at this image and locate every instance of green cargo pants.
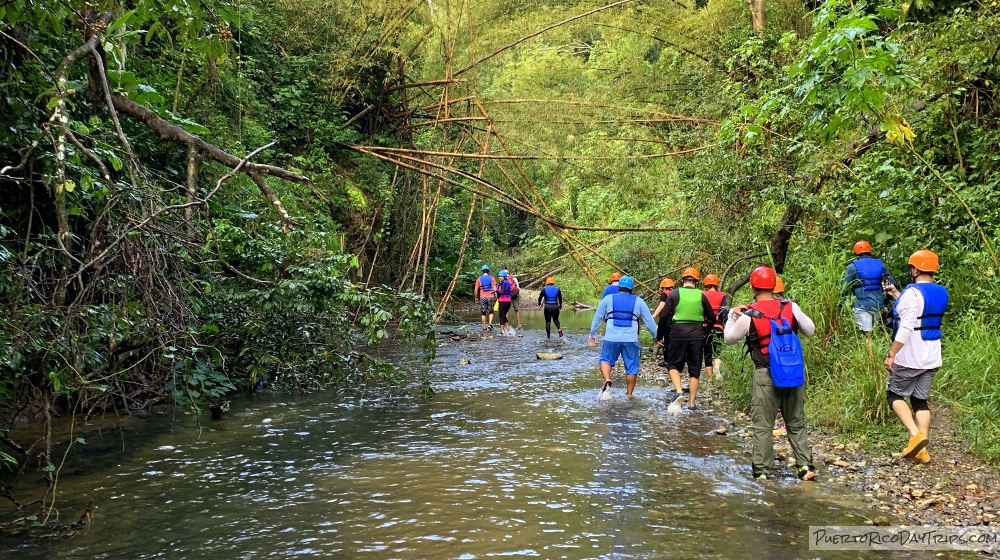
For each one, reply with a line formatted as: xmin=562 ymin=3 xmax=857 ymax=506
xmin=751 ymin=367 xmax=813 ymax=476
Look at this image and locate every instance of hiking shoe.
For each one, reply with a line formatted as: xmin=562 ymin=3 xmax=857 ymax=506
xmin=657 ymin=361 xmax=669 ymax=368
xmin=772 ymin=421 xmax=786 ymax=437
xmin=753 ymin=472 xmax=770 ymax=481
xmin=601 ymin=380 xmax=612 ymax=392
xmin=487 ymin=324 xmax=494 ymax=331
xmin=901 ymin=432 xmax=928 ymax=458
xmin=911 ymin=449 xmax=930 ymax=464
xmin=683 ymin=403 xmax=699 ymax=412
xmin=798 ymin=466 xmax=817 ymax=481
xmin=558 ymin=329 xmax=563 ymax=337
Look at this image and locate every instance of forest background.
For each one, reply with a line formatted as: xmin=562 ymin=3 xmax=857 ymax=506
xmin=1 ymin=0 xmax=999 ymax=511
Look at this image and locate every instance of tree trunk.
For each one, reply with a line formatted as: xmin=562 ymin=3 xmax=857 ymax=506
xmin=748 ymin=0 xmax=765 ymax=37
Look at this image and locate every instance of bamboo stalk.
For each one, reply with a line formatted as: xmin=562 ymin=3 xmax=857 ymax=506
xmin=351 ymin=144 xmax=711 ymax=160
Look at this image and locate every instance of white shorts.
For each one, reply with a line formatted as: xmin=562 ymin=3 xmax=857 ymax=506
xmin=852 ymin=309 xmax=877 ymax=331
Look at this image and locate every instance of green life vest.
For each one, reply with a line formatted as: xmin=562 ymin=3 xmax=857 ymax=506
xmin=674 ymin=287 xmax=704 ymax=323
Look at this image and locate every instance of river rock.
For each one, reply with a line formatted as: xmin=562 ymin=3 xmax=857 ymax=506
xmin=714 ymin=425 xmax=728 ymax=435
xmin=459 ymin=359 xmax=471 ymax=365
xmin=536 ymin=352 xmax=563 ymax=360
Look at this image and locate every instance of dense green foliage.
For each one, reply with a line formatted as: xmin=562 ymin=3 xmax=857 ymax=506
xmin=0 ymin=0 xmax=438 ymax=488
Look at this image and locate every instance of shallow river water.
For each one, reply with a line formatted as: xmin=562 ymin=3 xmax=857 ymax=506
xmin=0 ymin=310 xmax=977 ymax=559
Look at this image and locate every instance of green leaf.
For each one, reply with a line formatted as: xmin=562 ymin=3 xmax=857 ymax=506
xmin=107 ymin=9 xmax=137 ymax=35
xmin=42 ymin=465 xmax=55 ymax=472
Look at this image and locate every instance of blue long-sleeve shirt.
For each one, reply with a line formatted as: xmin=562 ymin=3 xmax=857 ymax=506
xmin=842 ymin=257 xmax=895 ymax=312
xmin=589 ymin=293 xmax=658 ymax=342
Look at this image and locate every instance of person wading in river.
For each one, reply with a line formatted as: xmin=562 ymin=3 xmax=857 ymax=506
xmin=474 ymin=265 xmax=496 ymax=331
xmin=496 ymin=270 xmax=514 ymax=336
xmin=503 ymin=267 xmax=523 ymax=331
xmin=662 ymin=268 xmax=716 ymax=411
xmin=589 ymin=275 xmax=658 ymax=398
xmin=702 ymin=274 xmax=727 ymax=383
xmin=883 ymin=250 xmax=948 ymax=464
xmin=538 ymin=276 xmax=564 ymax=338
xmin=651 ymin=278 xmax=675 ymax=367
xmin=724 ymin=266 xmax=817 ymax=481
xmin=601 ymin=272 xmax=622 ymax=299
xmin=842 ymin=241 xmax=896 ymax=332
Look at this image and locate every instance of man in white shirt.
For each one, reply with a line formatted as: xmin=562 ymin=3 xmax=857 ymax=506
xmin=884 ymin=250 xmax=948 ymax=464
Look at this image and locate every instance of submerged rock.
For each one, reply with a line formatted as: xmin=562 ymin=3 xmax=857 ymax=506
xmin=536 ymin=352 xmax=563 ymax=360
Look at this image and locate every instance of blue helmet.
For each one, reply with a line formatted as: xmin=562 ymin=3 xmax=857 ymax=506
xmin=618 ymin=275 xmax=635 ymax=290
xmin=481 ymin=264 xmax=490 ymax=271
xmin=498 ymin=270 xmax=508 ymax=277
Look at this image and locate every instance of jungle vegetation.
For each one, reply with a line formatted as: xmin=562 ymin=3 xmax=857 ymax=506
xmin=2 ymin=0 xmax=999 ymax=519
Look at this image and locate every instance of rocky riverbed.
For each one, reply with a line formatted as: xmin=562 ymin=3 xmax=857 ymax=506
xmin=638 ymin=360 xmax=1000 ymax=557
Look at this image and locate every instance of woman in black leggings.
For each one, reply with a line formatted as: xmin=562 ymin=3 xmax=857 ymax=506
xmin=537 ymin=277 xmax=563 ymax=338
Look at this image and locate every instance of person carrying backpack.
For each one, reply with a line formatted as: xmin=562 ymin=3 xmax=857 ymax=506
xmin=883 ymin=250 xmax=947 ymax=464
xmin=502 ymin=267 xmax=523 ymax=330
xmin=496 ymin=270 xmax=514 ymax=336
xmin=537 ymin=276 xmax=563 ymax=338
xmin=724 ymin=266 xmax=817 ymax=481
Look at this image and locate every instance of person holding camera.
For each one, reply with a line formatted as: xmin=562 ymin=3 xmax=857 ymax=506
xmin=842 ymin=241 xmax=896 ymax=332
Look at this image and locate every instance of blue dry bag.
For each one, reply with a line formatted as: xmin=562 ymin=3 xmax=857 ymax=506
xmin=767 ymin=316 xmax=805 ymax=388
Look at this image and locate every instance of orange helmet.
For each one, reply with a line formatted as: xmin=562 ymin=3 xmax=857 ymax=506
xmin=545 ymin=277 xmax=555 ymax=285
xmin=774 ymin=276 xmax=785 ymax=293
xmin=659 ymin=279 xmax=675 ymax=289
xmin=908 ymin=249 xmax=939 ymax=273
xmin=854 ymin=241 xmax=872 ymax=255
xmin=749 ymin=266 xmax=777 ymax=290
xmin=682 ymin=267 xmax=700 ymax=281
xmin=610 ymin=272 xmax=622 ymax=283
xmin=703 ymin=274 xmax=720 ymax=287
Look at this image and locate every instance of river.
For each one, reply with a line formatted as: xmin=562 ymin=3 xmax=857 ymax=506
xmin=0 ymin=309 xmax=976 ymax=559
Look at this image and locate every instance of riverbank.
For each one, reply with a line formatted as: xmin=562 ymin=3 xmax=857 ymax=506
xmin=635 ymin=358 xmax=999 ymax=556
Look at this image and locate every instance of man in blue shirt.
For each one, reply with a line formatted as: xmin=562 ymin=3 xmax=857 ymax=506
xmin=842 ymin=241 xmax=896 ymax=332
xmin=589 ymin=275 xmax=658 ymax=397
xmin=601 ymin=272 xmax=622 ymax=300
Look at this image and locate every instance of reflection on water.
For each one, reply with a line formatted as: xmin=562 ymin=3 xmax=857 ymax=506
xmin=0 ymin=310 xmax=974 ymax=559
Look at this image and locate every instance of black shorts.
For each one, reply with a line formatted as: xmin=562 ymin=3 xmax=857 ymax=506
xmin=667 ymin=338 xmax=705 ymax=378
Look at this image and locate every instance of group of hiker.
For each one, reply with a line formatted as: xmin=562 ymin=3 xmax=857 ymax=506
xmin=473 ymin=265 xmax=523 ymax=335
xmin=473 ymin=242 xmax=948 ymax=481
xmin=584 ymin=243 xmax=947 ymax=481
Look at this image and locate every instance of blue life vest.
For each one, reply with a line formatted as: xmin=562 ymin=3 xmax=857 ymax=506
xmin=543 ymin=285 xmax=560 ymax=305
xmin=606 ymin=293 xmax=638 ymax=327
xmin=853 ymin=257 xmax=884 ymax=292
xmin=479 ymin=274 xmax=493 ymax=293
xmin=892 ymin=282 xmax=948 ymax=341
xmin=497 ymin=279 xmax=511 ymax=297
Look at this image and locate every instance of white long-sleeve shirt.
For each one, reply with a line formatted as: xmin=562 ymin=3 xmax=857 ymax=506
xmin=723 ymin=301 xmax=816 ymax=345
xmin=893 ymin=282 xmax=943 ymax=369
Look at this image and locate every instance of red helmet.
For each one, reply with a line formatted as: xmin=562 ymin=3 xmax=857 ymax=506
xmin=703 ymin=274 xmax=720 ymax=287
xmin=749 ymin=266 xmax=777 ymax=290
xmin=610 ymin=272 xmax=622 ymax=283
xmin=854 ymin=241 xmax=872 ymax=255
